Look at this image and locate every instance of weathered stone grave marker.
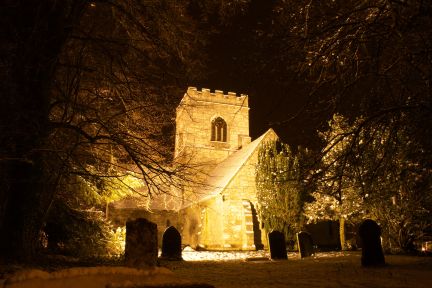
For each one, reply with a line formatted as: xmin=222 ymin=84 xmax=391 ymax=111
xmin=358 ymin=219 xmax=385 ymax=267
xmin=125 ymin=218 xmax=158 ymax=267
xmin=160 ymin=226 xmax=183 ymax=260
xmin=297 ymin=231 xmax=314 ymax=258
xmin=268 ymin=231 xmax=288 ymax=260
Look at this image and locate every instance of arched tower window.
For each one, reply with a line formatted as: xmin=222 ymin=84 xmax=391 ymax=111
xmin=211 ymin=117 xmax=227 ymax=142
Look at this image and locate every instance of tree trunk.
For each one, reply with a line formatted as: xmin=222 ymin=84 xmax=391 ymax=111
xmin=339 ymin=217 xmax=346 ymax=251
xmin=0 ymin=160 xmax=46 ymax=262
xmin=0 ymin=1 xmax=87 ymax=263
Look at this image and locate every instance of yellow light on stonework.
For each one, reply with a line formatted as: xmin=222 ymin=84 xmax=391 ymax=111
xmin=180 ymin=250 xmax=345 ymax=261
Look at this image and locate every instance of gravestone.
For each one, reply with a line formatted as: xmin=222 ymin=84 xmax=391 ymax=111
xmin=297 ymin=231 xmax=314 ymax=258
xmin=358 ymin=219 xmax=385 ymax=267
xmin=268 ymin=231 xmax=288 ymax=260
xmin=160 ymin=226 xmax=183 ymax=260
xmin=125 ymin=218 xmax=158 ymax=267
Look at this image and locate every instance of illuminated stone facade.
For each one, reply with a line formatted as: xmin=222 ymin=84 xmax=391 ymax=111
xmin=175 ymin=87 xmax=251 ymax=173
xmin=176 ymin=87 xmax=278 ymax=250
xmin=110 ymin=87 xmax=278 ymax=250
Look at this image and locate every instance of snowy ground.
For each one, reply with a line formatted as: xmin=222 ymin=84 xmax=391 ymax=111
xmin=162 ymin=250 xmax=432 ymax=288
xmin=1 ymin=251 xmax=431 ymax=288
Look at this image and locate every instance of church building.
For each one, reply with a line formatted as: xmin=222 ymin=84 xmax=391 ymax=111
xmin=175 ymin=87 xmax=278 ymax=250
xmin=110 ymin=87 xmax=279 ymax=250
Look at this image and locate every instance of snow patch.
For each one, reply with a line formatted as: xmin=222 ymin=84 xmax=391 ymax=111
xmin=2 ymin=266 xmax=199 ymax=288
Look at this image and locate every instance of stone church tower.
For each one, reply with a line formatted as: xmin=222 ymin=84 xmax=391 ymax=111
xmin=174 ymin=87 xmax=251 ymax=171
xmin=110 ymin=87 xmax=278 ymax=250
xmin=174 ymin=87 xmax=278 ymax=250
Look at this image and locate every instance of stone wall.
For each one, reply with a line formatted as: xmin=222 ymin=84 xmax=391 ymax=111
xmin=306 ymin=221 xmax=341 ymax=250
xmin=179 ymin=206 xmax=201 ymax=248
xmin=175 ymin=87 xmax=250 ymax=172
xmin=180 ymin=130 xmax=278 ymax=250
xmin=180 ymin=197 xmax=225 ymax=250
xmin=219 ymin=131 xmax=278 ymax=249
xmin=109 ymin=207 xmax=180 ymax=247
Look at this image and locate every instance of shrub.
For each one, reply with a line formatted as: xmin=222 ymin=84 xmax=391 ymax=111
xmin=44 ymin=201 xmax=125 ymax=257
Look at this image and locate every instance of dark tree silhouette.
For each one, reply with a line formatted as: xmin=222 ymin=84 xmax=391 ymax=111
xmin=0 ymin=0 xmax=205 ymax=262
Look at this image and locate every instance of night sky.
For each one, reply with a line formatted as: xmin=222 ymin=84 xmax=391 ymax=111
xmin=184 ymin=1 xmax=330 ymax=150
xmin=191 ymin=78 xmax=321 ymax=149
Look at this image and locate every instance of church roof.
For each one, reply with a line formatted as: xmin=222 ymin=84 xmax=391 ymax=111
xmin=112 ymin=128 xmax=278 ymax=211
xmin=182 ymin=128 xmax=278 ymax=208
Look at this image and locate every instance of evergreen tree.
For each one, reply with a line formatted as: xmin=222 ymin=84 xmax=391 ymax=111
xmin=306 ymin=113 xmax=432 ymax=252
xmin=356 ymin=111 xmax=432 ymax=252
xmin=256 ymin=140 xmax=307 ymax=245
xmin=304 ymin=115 xmax=366 ymax=250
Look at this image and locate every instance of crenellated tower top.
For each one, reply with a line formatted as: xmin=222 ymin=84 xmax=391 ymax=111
xmin=184 ymin=87 xmax=249 ymax=107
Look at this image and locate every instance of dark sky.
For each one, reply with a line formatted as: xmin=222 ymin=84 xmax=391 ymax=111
xmin=184 ymin=0 xmax=330 ymax=150
xmin=191 ymin=80 xmax=323 ymax=149
xmin=189 ymin=44 xmax=327 ymax=150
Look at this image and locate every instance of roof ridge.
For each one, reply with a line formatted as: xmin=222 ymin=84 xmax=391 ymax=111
xmin=181 ymin=128 xmax=278 ymax=208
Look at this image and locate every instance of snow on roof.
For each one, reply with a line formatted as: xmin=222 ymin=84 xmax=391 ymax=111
xmin=111 ymin=129 xmax=278 ymax=212
xmin=182 ymin=128 xmax=278 ymax=208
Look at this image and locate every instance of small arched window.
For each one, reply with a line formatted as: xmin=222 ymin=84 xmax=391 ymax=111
xmin=211 ymin=117 xmax=227 ymax=142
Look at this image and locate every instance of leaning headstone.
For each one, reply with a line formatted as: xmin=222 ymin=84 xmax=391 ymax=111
xmin=268 ymin=231 xmax=288 ymax=260
xmin=125 ymin=218 xmax=158 ymax=267
xmin=358 ymin=219 xmax=385 ymax=267
xmin=297 ymin=231 xmax=314 ymax=258
xmin=160 ymin=226 xmax=183 ymax=260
